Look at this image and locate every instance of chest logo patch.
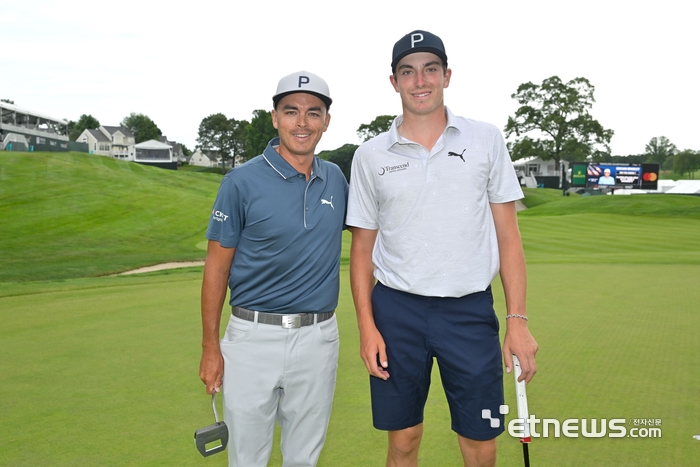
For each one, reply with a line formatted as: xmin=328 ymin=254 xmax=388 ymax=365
xmin=448 ymin=149 xmax=466 ymax=162
xmin=378 ymin=162 xmax=410 ymax=176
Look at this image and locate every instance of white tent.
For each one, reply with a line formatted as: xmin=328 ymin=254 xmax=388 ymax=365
xmin=132 ymin=139 xmax=172 ymax=162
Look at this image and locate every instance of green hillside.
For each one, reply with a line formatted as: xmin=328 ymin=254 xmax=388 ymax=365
xmin=2 ymin=153 xmax=700 ymax=282
xmin=520 ymin=188 xmax=700 ymax=219
xmin=0 ymin=152 xmax=222 ymax=282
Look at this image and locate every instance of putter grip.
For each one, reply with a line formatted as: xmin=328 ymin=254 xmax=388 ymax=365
xmin=512 ymin=355 xmax=531 ymax=441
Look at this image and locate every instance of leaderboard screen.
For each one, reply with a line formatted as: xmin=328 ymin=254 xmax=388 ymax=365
xmin=570 ymin=162 xmax=659 ymax=190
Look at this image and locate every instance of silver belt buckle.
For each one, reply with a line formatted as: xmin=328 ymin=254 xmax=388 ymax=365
xmin=282 ymin=314 xmax=301 ymax=329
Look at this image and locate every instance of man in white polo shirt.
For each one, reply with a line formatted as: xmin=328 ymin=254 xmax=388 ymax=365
xmin=346 ymin=30 xmax=538 ymax=467
xmin=200 ymin=70 xmax=348 ymax=467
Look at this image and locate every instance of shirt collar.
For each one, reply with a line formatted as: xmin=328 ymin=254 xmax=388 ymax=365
xmin=262 ymin=137 xmax=325 ymax=181
xmin=386 ymin=106 xmax=461 ymax=149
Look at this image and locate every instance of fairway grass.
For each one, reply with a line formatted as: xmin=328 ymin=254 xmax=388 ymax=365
xmin=2 ymin=152 xmax=699 ymax=465
xmin=1 ymin=261 xmax=698 ymax=466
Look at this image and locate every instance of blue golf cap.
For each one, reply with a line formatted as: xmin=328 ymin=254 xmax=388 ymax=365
xmin=391 ymin=30 xmax=448 ymax=73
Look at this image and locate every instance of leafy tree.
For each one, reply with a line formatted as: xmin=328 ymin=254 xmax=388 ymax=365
xmin=610 ymin=154 xmax=645 ymax=164
xmin=644 ymin=136 xmax=677 ymax=166
xmin=1 ymin=99 xmax=14 ymax=104
xmin=673 ymin=150 xmax=700 ymax=179
xmin=196 ymin=113 xmax=233 ymax=162
xmin=69 ymin=114 xmax=100 ymax=141
xmin=357 ymin=115 xmax=396 ymax=142
xmin=180 ymin=143 xmax=193 ymax=158
xmin=196 ymin=113 xmax=249 ymax=166
xmin=245 ymin=109 xmax=277 ymax=160
xmin=505 ymin=76 xmax=613 ymax=169
xmin=231 ymin=118 xmax=250 ymax=164
xmin=121 ymin=113 xmax=162 ymax=143
xmin=317 ymin=143 xmax=358 ymax=181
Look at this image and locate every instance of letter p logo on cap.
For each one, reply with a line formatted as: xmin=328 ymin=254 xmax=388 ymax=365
xmin=273 ymin=70 xmax=333 ymax=109
xmin=411 ymin=33 xmax=424 ymax=48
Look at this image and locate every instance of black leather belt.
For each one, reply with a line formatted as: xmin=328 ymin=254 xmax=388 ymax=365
xmin=232 ymin=306 xmax=334 ymax=329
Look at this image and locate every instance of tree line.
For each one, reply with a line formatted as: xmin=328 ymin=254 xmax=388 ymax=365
xmin=193 ymin=110 xmax=277 ymax=167
xmin=301 ymin=75 xmax=699 ymax=180
xmin=20 ymin=73 xmax=696 ymax=179
xmin=502 ymin=76 xmax=699 ymax=178
xmin=338 ymin=76 xmax=698 ymax=179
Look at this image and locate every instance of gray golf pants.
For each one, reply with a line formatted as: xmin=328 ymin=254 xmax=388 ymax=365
xmin=220 ymin=312 xmax=339 ymax=467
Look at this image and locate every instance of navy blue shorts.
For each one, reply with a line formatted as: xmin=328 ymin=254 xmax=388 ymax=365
xmin=370 ymin=282 xmax=505 ymax=441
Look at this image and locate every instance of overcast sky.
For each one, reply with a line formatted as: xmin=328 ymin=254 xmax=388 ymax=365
xmin=2 ymin=0 xmax=697 ymax=156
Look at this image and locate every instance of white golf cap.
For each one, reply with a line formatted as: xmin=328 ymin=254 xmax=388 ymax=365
xmin=272 ymin=70 xmax=332 ymax=110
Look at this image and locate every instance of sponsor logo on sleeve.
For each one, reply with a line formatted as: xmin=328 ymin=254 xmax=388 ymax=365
xmin=212 ymin=209 xmax=229 ymax=222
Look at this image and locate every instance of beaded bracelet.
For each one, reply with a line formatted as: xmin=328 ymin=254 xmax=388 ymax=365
xmin=505 ymin=314 xmax=528 ymax=321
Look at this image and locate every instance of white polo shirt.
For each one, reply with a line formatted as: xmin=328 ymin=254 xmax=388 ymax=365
xmin=346 ymin=107 xmax=523 ymax=297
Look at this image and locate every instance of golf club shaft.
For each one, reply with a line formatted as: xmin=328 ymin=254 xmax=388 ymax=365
xmin=523 ymin=443 xmax=530 ymax=467
xmin=211 ymin=392 xmax=220 ymax=423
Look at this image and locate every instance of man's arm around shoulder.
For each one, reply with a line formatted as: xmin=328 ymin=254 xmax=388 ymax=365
xmin=199 ymin=240 xmax=235 ymax=394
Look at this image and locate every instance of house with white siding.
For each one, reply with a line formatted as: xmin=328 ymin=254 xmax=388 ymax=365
xmin=189 ymin=149 xmax=218 ymax=167
xmin=75 ymin=126 xmax=135 ymax=159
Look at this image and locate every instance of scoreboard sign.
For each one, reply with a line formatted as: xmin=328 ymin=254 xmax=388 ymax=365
xmin=570 ymin=162 xmax=659 ymax=190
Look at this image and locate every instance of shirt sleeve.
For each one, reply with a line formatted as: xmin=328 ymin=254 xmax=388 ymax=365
xmin=487 ymin=126 xmax=524 ymax=204
xmin=346 ymin=146 xmax=380 ymax=230
xmin=205 ymin=174 xmax=244 ymax=248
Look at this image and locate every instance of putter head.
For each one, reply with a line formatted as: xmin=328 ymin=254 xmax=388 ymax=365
xmin=194 ymin=421 xmax=229 ymax=457
xmin=194 ymin=391 xmax=228 ymax=457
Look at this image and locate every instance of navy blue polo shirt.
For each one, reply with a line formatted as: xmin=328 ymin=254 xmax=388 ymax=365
xmin=206 ymin=138 xmax=348 ymax=314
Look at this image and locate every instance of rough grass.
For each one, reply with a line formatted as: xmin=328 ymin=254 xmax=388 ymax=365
xmin=0 ymin=152 xmax=222 ymax=281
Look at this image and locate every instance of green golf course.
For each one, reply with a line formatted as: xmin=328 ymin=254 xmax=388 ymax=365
xmin=1 ymin=152 xmax=699 ymax=466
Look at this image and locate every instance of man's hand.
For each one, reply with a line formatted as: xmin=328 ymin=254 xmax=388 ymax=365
xmin=349 ymin=227 xmax=388 ymax=379
xmin=502 ymin=320 xmax=538 ymax=383
xmin=359 ymin=324 xmax=390 ymax=380
xmin=199 ymin=346 xmax=224 ymax=394
xmin=199 ymin=241 xmax=234 ymax=395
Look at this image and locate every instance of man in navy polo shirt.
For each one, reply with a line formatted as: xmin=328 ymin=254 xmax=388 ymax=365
xmin=199 ymin=70 xmax=348 ymax=467
xmin=347 ymin=31 xmax=538 ymax=466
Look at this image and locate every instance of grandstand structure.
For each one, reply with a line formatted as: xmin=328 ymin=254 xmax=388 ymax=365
xmin=0 ymin=102 xmax=76 ymax=152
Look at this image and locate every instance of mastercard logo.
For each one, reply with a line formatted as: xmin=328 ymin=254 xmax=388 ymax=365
xmin=642 ymin=172 xmax=658 ymax=182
